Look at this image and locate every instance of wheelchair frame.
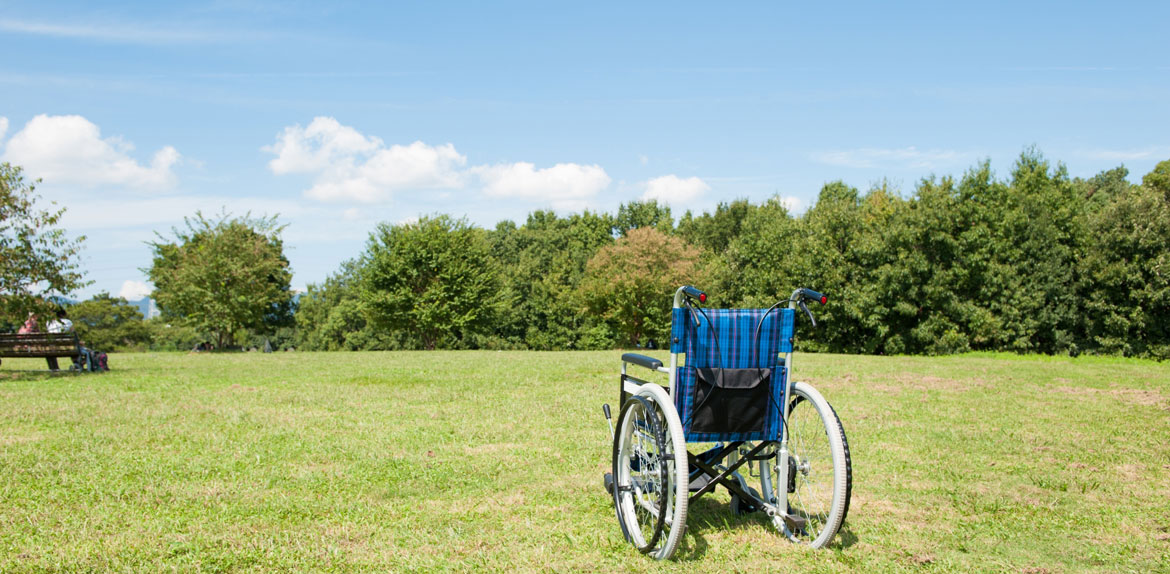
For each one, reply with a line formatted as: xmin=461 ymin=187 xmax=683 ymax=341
xmin=604 ymin=285 xmax=852 ymax=559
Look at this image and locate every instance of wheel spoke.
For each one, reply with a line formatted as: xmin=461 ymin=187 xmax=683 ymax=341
xmin=752 ymin=384 xmax=849 ymax=548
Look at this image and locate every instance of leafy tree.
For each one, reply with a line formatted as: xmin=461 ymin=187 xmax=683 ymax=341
xmin=70 ymin=293 xmax=151 ymax=351
xmin=883 ymin=171 xmax=997 ymax=355
xmin=296 ymin=259 xmax=393 ymax=351
xmin=1144 ymin=159 xmax=1170 ymax=202
xmin=714 ymin=195 xmax=801 ymax=308
xmin=580 ymin=227 xmax=704 ymax=347
xmin=147 ymin=212 xmax=293 ymax=349
xmin=614 ymin=200 xmax=674 ymax=237
xmin=1077 ymin=165 xmax=1133 ymax=206
xmin=1081 ymin=161 xmax=1170 ymax=358
xmin=677 ymin=198 xmax=756 ymax=254
xmin=0 ymin=163 xmax=88 ymax=322
xmin=487 ymin=210 xmax=615 ymax=349
xmin=361 ymin=215 xmax=498 ymax=349
xmin=143 ymin=317 xmax=203 ymax=351
xmin=983 ymin=151 xmax=1084 ymax=354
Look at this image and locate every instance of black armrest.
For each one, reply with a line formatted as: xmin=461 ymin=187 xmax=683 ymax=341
xmin=622 ymin=353 xmax=663 ymax=371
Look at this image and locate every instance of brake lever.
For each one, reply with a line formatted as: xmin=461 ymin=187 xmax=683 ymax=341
xmin=798 ymin=300 xmax=817 ymax=328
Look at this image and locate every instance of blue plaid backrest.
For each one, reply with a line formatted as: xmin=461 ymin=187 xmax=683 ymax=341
xmin=669 ymin=307 xmax=795 ymax=368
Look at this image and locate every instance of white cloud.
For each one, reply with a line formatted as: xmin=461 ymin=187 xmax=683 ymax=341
xmin=641 ymin=174 xmax=710 ymax=204
xmin=266 ymin=117 xmax=614 ymax=209
xmin=2 ymin=114 xmax=180 ymax=190
xmin=119 ymin=280 xmax=152 ymax=301
xmin=266 ymin=116 xmax=382 ymax=175
xmin=265 ymin=117 xmax=467 ymax=203
xmin=778 ymin=196 xmax=802 ymax=212
xmin=0 ymin=116 xmax=8 ymax=141
xmin=476 ymin=162 xmax=611 ymax=210
xmin=811 ymin=146 xmax=965 ymax=170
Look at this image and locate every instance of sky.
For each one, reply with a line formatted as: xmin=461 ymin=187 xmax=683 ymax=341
xmin=1 ymin=1 xmax=1168 ymax=300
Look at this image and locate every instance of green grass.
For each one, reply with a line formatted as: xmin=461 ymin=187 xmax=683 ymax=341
xmin=2 ymin=351 xmax=1169 ymax=573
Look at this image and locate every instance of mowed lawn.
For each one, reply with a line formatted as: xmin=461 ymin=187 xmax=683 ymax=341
xmin=1 ymin=351 xmax=1168 ymax=573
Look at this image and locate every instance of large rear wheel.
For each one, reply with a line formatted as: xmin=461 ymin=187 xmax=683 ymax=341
xmin=612 ymin=384 xmax=688 ymax=559
xmin=758 ymin=381 xmax=851 ymax=548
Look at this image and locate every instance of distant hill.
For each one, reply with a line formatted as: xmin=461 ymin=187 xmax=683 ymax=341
xmin=56 ymin=295 xmax=159 ymax=319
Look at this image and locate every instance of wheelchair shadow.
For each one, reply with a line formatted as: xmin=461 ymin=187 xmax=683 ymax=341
xmin=672 ymin=498 xmax=859 ymax=560
xmin=834 ymin=523 xmax=859 ymax=549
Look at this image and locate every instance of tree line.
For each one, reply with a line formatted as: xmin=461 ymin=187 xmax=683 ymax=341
xmin=4 ymin=150 xmax=1169 ymax=358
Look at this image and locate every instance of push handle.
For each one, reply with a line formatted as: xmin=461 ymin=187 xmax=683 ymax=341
xmin=798 ymin=288 xmax=828 ymax=305
xmin=682 ymin=285 xmax=708 ymax=303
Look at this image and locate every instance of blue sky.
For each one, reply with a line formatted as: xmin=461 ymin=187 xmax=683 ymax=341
xmin=2 ymin=1 xmax=1168 ymax=300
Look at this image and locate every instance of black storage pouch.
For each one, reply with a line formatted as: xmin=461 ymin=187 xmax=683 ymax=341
xmin=690 ymin=367 xmax=772 ymax=434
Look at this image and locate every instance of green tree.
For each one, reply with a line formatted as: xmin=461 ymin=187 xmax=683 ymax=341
xmin=677 ymin=198 xmax=756 ymax=254
xmin=984 ymin=151 xmax=1084 ymax=354
xmin=143 ymin=317 xmax=203 ymax=351
xmin=1144 ymin=159 xmax=1170 ymax=201
xmin=1081 ymin=161 xmax=1170 ymax=358
xmin=0 ymin=163 xmax=89 ymax=322
xmin=580 ymin=227 xmax=704 ymax=347
xmin=70 ymin=293 xmax=151 ymax=351
xmin=296 ymin=259 xmax=393 ymax=351
xmin=487 ymin=210 xmax=615 ymax=350
xmin=361 ymin=215 xmax=498 ymax=349
xmin=614 ymin=200 xmax=674 ymax=237
xmin=714 ymin=195 xmax=801 ymax=308
xmin=147 ymin=212 xmax=294 ymax=349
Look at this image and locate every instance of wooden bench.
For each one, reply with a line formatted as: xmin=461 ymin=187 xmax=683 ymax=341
xmin=0 ymin=332 xmax=82 ymax=369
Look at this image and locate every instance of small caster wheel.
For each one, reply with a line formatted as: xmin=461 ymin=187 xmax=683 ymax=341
xmin=731 ymin=492 xmax=759 ymax=515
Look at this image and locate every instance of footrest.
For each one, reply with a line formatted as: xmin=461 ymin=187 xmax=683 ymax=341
xmin=688 ymin=473 xmax=712 ymax=493
xmin=780 ymin=512 xmax=807 ymax=532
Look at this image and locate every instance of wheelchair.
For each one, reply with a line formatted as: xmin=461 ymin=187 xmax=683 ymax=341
xmin=603 ymin=285 xmax=852 ymax=559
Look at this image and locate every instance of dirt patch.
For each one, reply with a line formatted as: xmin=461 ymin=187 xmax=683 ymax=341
xmin=0 ymin=432 xmax=43 ymax=446
xmin=1110 ymin=389 xmax=1167 ymax=407
xmin=1116 ymin=463 xmax=1144 ymax=483
xmin=911 ymin=553 xmax=934 ymax=565
xmin=1052 ymin=386 xmax=1168 ymax=409
xmin=1021 ymin=568 xmax=1051 ymax=574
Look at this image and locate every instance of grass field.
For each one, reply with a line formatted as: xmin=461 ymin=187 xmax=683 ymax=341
xmin=2 ymin=351 xmax=1169 ymax=573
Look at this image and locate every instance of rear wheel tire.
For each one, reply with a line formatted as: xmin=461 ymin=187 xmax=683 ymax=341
xmin=612 ymin=384 xmax=688 ymax=560
xmin=758 ymin=381 xmax=851 ymax=548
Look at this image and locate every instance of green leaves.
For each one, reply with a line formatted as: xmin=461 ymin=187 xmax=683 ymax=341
xmin=580 ymin=227 xmax=705 ymax=347
xmin=0 ymin=163 xmax=89 ymax=321
xmin=360 ymin=215 xmax=498 ymax=350
xmin=70 ymin=293 xmax=151 ymax=351
xmin=147 ymin=212 xmax=293 ymax=349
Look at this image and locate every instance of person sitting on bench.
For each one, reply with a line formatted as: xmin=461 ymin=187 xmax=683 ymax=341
xmin=18 ymin=312 xmax=38 ymax=334
xmin=45 ymin=309 xmax=74 ymax=371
